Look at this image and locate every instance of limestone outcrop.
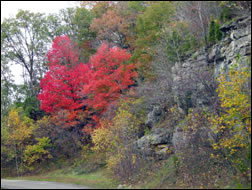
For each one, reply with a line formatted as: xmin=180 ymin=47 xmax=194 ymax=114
xmin=139 ymin=16 xmax=251 ymax=160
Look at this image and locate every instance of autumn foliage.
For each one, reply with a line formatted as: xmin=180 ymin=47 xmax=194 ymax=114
xmin=38 ymin=36 xmax=137 ymax=130
xmin=47 ymin=35 xmax=80 ymax=68
xmin=209 ymin=64 xmax=251 ymax=177
xmin=83 ymin=43 xmax=137 ymax=114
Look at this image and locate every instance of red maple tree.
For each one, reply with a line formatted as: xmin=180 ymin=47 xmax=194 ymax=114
xmin=84 ymin=43 xmax=137 ymax=114
xmin=38 ymin=36 xmax=90 ymax=127
xmin=47 ymin=35 xmax=80 ymax=68
xmin=38 ymin=36 xmax=137 ymax=131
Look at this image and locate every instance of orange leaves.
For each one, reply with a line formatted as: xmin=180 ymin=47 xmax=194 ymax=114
xmin=90 ymin=8 xmax=133 ymax=48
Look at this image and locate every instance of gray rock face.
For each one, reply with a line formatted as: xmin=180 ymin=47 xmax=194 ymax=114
xmin=136 ymin=128 xmax=173 ymax=160
xmin=137 ymin=128 xmax=173 ymax=149
xmin=136 ymin=125 xmax=217 ymax=160
xmin=171 ymin=16 xmax=251 ymax=111
xmin=145 ymin=105 xmax=164 ymax=127
xmin=172 ymin=127 xmax=217 ymax=153
xmin=211 ymin=16 xmax=251 ymax=77
xmin=156 ymin=144 xmax=174 ymax=160
xmin=137 ymin=16 xmax=251 ymax=161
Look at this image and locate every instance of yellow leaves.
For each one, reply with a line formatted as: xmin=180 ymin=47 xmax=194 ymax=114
xmin=217 ymin=68 xmax=250 ymax=112
xmin=169 ymin=106 xmax=177 ymax=113
xmin=8 ymin=109 xmax=21 ymax=127
xmin=210 ymin=153 xmax=215 ymax=158
xmin=132 ymin=154 xmax=137 ymax=165
xmin=166 ymin=148 xmax=172 ymax=154
xmin=7 ymin=108 xmax=34 ymax=145
xmin=212 ymin=143 xmax=219 ymax=150
xmin=23 ymin=137 xmax=53 ymax=170
xmin=209 ymin=64 xmax=251 ymax=162
xmin=91 ymin=97 xmax=144 ymax=177
xmin=91 ymin=125 xmax=112 ymax=153
xmin=92 ymin=98 xmax=141 ymax=155
xmin=211 ymin=153 xmax=220 ymax=159
xmin=248 ymin=122 xmax=251 ymax=135
xmin=219 ymin=140 xmax=229 ymax=148
xmin=106 ymin=153 xmax=124 ymax=172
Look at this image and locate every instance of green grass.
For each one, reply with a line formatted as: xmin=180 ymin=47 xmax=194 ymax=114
xmin=131 ymin=155 xmax=179 ymax=189
xmin=7 ymin=167 xmax=119 ymax=189
xmin=5 ymin=153 xmax=119 ymax=189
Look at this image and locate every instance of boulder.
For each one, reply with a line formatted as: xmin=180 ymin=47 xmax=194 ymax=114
xmin=137 ymin=128 xmax=173 ymax=149
xmin=172 ymin=126 xmax=217 ymax=153
xmin=156 ymin=144 xmax=174 ymax=160
xmin=145 ymin=105 xmax=164 ymax=127
xmin=136 ymin=128 xmax=174 ymax=160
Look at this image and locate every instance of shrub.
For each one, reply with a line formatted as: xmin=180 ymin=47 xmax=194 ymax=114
xmin=215 ymin=21 xmax=223 ymax=41
xmin=208 ymin=19 xmax=216 ymax=44
xmin=209 ymin=63 xmax=251 ymax=185
xmin=91 ymin=97 xmax=147 ymax=182
xmin=208 ymin=19 xmax=223 ymax=45
xmin=24 ymin=137 xmax=53 ymax=171
xmin=4 ymin=107 xmax=35 ymax=175
xmin=175 ymin=108 xmax=217 ymax=188
xmin=35 ymin=116 xmax=86 ymax=159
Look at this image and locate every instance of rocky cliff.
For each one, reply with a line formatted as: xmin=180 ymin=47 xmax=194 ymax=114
xmin=137 ymin=16 xmax=251 ymax=160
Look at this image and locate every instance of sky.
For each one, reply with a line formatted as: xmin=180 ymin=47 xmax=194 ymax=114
xmin=1 ymin=1 xmax=79 ymax=84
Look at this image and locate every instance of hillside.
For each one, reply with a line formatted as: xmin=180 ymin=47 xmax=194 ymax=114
xmin=1 ymin=2 xmax=251 ymax=189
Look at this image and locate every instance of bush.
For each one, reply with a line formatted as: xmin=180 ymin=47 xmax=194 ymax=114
xmin=91 ymin=97 xmax=147 ymax=182
xmin=3 ymin=107 xmax=35 ymax=176
xmin=209 ymin=64 xmax=251 ymax=185
xmin=208 ymin=19 xmax=216 ymax=44
xmin=215 ymin=21 xmax=223 ymax=41
xmin=175 ymin=108 xmax=218 ymax=188
xmin=24 ymin=137 xmax=53 ymax=171
xmin=208 ymin=19 xmax=223 ymax=45
xmin=35 ymin=116 xmax=86 ymax=159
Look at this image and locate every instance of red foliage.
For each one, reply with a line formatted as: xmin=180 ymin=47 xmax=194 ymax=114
xmin=47 ymin=35 xmax=80 ymax=68
xmin=38 ymin=36 xmax=90 ymax=127
xmin=38 ymin=36 xmax=137 ymax=131
xmin=38 ymin=63 xmax=90 ymax=113
xmin=84 ymin=43 xmax=137 ymax=116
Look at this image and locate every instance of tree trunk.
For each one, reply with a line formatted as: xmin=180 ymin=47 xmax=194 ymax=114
xmin=197 ymin=2 xmax=208 ymax=46
xmin=15 ymin=144 xmax=19 ymax=177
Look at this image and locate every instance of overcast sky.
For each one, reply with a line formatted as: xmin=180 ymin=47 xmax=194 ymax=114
xmin=1 ymin=1 xmax=79 ymax=84
xmin=1 ymin=1 xmax=78 ymax=22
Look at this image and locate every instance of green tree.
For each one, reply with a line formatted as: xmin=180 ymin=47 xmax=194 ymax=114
xmin=208 ymin=19 xmax=216 ymax=44
xmin=73 ymin=7 xmax=96 ymax=61
xmin=161 ymin=22 xmax=198 ymax=64
xmin=1 ymin=55 xmax=15 ymax=119
xmin=1 ymin=10 xmax=51 ymax=97
xmin=47 ymin=7 xmax=96 ymax=62
xmin=208 ymin=19 xmax=223 ymax=45
xmin=88 ymin=1 xmax=114 ymax=18
xmin=132 ymin=1 xmax=175 ymax=80
xmin=215 ymin=20 xmax=223 ymax=41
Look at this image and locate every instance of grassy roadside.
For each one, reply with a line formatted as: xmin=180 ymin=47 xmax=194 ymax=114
xmin=4 ymin=159 xmax=249 ymax=189
xmin=4 ymin=152 xmax=120 ymax=189
xmin=6 ymin=167 xmax=119 ymax=189
xmin=5 ymin=153 xmax=248 ymax=189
